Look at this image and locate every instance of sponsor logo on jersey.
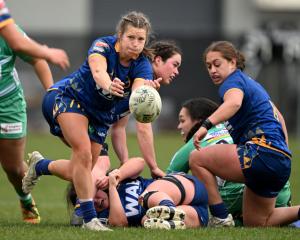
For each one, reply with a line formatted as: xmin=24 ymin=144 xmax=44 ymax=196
xmin=0 ymin=122 xmax=22 ymax=134
xmin=93 ymin=41 xmax=109 ymax=53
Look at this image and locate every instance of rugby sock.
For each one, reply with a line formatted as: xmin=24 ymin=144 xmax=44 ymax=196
xmin=17 ymin=190 xmax=33 ymax=207
xmin=159 ymin=200 xmax=176 ymax=208
xmin=74 ymin=199 xmax=82 ymax=217
xmin=209 ymin=203 xmax=228 ymax=219
xmin=80 ymin=199 xmax=97 ymax=223
xmin=35 ymin=159 xmax=52 ymax=176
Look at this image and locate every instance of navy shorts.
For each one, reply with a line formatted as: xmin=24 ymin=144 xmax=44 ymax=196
xmin=237 ymin=142 xmax=291 ymax=198
xmin=42 ymin=90 xmax=109 ymax=144
xmin=183 ymin=174 xmax=209 ymax=226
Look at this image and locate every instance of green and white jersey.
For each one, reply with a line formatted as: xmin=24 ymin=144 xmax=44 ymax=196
xmin=166 ymin=123 xmax=233 ymax=174
xmin=0 ymin=25 xmax=32 ymax=98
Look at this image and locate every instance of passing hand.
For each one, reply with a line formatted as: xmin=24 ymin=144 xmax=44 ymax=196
xmin=144 ymin=78 xmax=162 ymax=90
xmin=193 ymin=127 xmax=208 ymax=150
xmin=109 ymin=78 xmax=124 ymax=97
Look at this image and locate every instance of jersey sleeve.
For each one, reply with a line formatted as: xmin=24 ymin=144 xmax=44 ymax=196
xmin=88 ymin=38 xmax=111 ymax=59
xmin=218 ymin=74 xmax=244 ymax=100
xmin=166 ymin=139 xmax=194 ymax=174
xmin=0 ymin=0 xmax=14 ymax=29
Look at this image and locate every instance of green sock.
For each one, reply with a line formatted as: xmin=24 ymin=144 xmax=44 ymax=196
xmin=16 ymin=189 xmax=33 ymax=207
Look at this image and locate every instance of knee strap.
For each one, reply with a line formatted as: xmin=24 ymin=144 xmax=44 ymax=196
xmin=139 ymin=191 xmax=158 ymax=209
xmin=161 ymin=175 xmax=186 ymax=205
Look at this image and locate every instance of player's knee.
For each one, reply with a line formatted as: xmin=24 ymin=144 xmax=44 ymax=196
xmin=72 ymin=148 xmax=93 ymax=168
xmin=189 ymin=150 xmax=199 ymax=169
xmin=189 ymin=150 xmax=205 ymax=169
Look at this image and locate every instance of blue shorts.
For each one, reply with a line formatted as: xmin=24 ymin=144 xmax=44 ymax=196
xmin=237 ymin=142 xmax=291 ymax=198
xmin=42 ymin=90 xmax=109 ymax=144
xmin=181 ymin=174 xmax=209 ymax=226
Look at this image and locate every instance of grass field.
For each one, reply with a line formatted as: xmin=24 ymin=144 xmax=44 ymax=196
xmin=0 ymin=132 xmax=300 ymax=239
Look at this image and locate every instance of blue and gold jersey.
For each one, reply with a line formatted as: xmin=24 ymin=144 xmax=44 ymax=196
xmin=98 ymin=177 xmax=154 ymax=226
xmin=52 ymin=35 xmax=153 ymax=125
xmin=219 ymin=69 xmax=291 ymax=156
xmin=0 ymin=1 xmax=13 ymax=29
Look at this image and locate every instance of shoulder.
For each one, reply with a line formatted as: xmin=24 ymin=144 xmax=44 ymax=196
xmin=89 ymin=36 xmax=116 ymax=56
xmin=133 ymin=55 xmax=152 ymax=68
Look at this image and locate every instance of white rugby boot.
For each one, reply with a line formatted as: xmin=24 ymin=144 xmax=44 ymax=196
xmin=22 ymin=151 xmax=44 ymax=194
xmin=208 ymin=213 xmax=235 ymax=227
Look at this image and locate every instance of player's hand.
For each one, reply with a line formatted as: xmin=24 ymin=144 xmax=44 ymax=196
xmin=144 ymin=78 xmax=162 ymax=90
xmin=108 ymin=169 xmax=121 ymax=187
xmin=95 ymin=176 xmax=109 ymax=190
xmin=150 ymin=167 xmax=166 ymax=178
xmin=47 ymin=48 xmax=70 ymax=70
xmin=193 ymin=127 xmax=208 ymax=150
xmin=109 ymin=78 xmax=124 ymax=97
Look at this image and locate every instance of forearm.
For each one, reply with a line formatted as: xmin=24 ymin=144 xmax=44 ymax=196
xmin=208 ymin=89 xmax=243 ymax=125
xmin=31 ymin=59 xmax=54 ymax=90
xmin=136 ymin=122 xmax=157 ymax=170
xmin=108 ymin=185 xmax=128 ymax=226
xmin=118 ymin=157 xmax=145 ymax=180
xmin=88 ymin=55 xmax=112 ymax=91
xmin=1 ymin=23 xmax=51 ymax=59
xmin=111 ymin=117 xmax=129 ymax=164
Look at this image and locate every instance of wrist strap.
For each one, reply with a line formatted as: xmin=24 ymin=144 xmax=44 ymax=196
xmin=201 ymin=119 xmax=213 ymax=130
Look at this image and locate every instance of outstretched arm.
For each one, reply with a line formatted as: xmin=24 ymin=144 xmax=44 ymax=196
xmin=29 ymin=58 xmax=53 ymax=90
xmin=132 ymin=79 xmax=165 ymax=178
xmin=194 ymin=88 xmax=243 ymax=149
xmin=111 ymin=116 xmax=129 ymax=164
xmin=1 ymin=23 xmax=69 ymax=70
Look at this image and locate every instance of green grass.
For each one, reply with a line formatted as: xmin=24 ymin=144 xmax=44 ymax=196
xmin=0 ymin=132 xmax=300 ymax=239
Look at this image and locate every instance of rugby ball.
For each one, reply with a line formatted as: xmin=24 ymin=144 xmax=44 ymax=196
xmin=129 ymin=85 xmax=162 ymax=123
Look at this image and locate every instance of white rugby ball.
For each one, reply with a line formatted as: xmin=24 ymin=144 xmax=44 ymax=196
xmin=129 ymin=85 xmax=162 ymax=123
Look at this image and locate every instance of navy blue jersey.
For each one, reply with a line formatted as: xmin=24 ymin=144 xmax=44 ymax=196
xmin=219 ymin=70 xmax=291 ymax=155
xmin=98 ymin=177 xmax=154 ymax=226
xmin=52 ymin=35 xmax=153 ymax=125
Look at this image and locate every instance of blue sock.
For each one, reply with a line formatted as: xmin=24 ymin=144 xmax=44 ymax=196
xmin=80 ymin=200 xmax=97 ymax=223
xmin=209 ymin=203 xmax=228 ymax=219
xmin=159 ymin=199 xmax=175 ymax=208
xmin=74 ymin=199 xmax=82 ymax=217
xmin=35 ymin=159 xmax=52 ymax=176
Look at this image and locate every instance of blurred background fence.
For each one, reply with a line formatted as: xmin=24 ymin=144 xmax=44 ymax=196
xmin=8 ymin=0 xmax=300 ymax=139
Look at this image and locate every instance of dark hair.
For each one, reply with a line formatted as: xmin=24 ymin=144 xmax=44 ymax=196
xmin=116 ymin=11 xmax=152 ymax=58
xmin=203 ymin=41 xmax=246 ymax=71
xmin=150 ymin=40 xmax=182 ymax=62
xmin=181 ymin=98 xmax=219 ymax=142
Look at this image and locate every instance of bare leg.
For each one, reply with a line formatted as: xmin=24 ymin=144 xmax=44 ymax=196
xmin=177 ymin=205 xmax=201 ymax=228
xmin=0 ymin=138 xmax=26 ymax=194
xmin=243 ymin=187 xmax=299 ymax=226
xmin=189 ymin=144 xmax=244 ymax=205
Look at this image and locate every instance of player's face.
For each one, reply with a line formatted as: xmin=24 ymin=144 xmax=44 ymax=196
xmin=119 ymin=25 xmax=147 ymax=60
xmin=178 ymin=107 xmax=198 ymax=141
xmin=153 ymin=53 xmax=181 ymax=85
xmin=205 ymin=51 xmax=236 ymax=85
xmin=93 ymin=189 xmax=109 ymax=212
